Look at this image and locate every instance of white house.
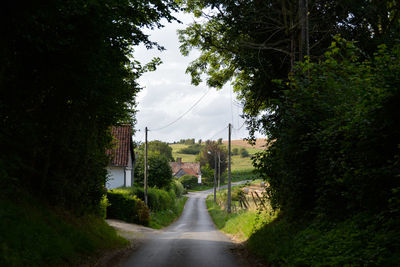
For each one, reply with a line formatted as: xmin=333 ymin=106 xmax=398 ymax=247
xmin=106 ymin=125 xmax=134 ymax=189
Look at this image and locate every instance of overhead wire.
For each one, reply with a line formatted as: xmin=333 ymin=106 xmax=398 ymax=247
xmin=149 ymin=88 xmax=212 ymax=131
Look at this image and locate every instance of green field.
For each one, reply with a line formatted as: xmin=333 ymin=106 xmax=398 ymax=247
xmin=169 ymin=142 xmax=263 ymax=171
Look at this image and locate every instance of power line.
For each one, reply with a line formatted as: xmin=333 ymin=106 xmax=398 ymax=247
xmin=149 ymin=88 xmax=212 ymax=131
xmin=206 ymin=125 xmax=228 ymax=141
xmin=233 ymin=120 xmax=246 ymax=131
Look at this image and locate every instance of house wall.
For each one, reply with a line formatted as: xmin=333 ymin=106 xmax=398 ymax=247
xmin=126 ymin=150 xmax=132 ymax=186
xmin=106 ymin=167 xmax=125 ymax=189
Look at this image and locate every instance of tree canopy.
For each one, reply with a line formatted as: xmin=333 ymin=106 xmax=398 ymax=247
xmin=139 ymin=140 xmax=174 ymax=161
xmin=135 ymin=153 xmax=173 ymax=189
xmin=179 ymin=0 xmax=400 ymax=222
xmin=198 ymin=141 xmax=228 ymax=175
xmin=0 ymin=0 xmax=178 ymax=214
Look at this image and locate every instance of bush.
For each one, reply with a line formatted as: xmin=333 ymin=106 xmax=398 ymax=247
xmin=232 ymin=148 xmax=239 ymax=155
xmin=240 ymin=148 xmax=250 ymax=157
xmin=179 ymin=144 xmax=202 ymax=154
xmin=178 ymin=175 xmax=198 ymax=189
xmin=171 ymin=180 xmax=185 ymax=198
xmin=131 ymin=186 xmax=175 ymax=211
xmin=106 ymin=191 xmax=150 ymax=225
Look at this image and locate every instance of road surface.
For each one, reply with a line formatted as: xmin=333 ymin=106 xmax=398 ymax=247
xmin=119 ymin=183 xmax=248 ymax=267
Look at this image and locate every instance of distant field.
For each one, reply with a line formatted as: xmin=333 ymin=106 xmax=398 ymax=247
xmin=222 ymin=138 xmax=267 ymax=149
xmin=169 ymin=140 xmax=266 ymax=171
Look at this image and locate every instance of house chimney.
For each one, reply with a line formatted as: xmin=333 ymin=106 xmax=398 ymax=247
xmin=177 ymin=157 xmax=182 ymax=165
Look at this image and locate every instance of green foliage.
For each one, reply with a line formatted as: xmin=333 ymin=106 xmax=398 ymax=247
xmin=171 ymin=180 xmax=185 ymax=198
xmin=254 ymin=38 xmax=400 ymax=219
xmin=178 ymin=175 xmax=198 ymax=189
xmin=128 ymin=186 xmax=175 ymax=212
xmin=231 ymin=169 xmax=257 ymax=182
xmin=139 ymin=140 xmax=174 ymax=161
xmin=135 ymin=153 xmax=173 ymax=189
xmin=199 ymin=141 xmax=228 ymax=174
xmin=0 ymin=197 xmax=127 ymax=266
xmin=232 ymin=148 xmax=239 ymax=155
xmin=178 ymin=143 xmax=202 ymax=154
xmin=149 ymin=197 xmax=188 ymax=229
xmin=239 ymin=148 xmax=249 ymax=158
xmin=178 ymin=138 xmax=195 ymax=145
xmin=206 ymin=194 xmax=275 ymax=241
xmin=111 ymin=186 xmax=187 ymax=229
xmin=0 ymin=0 xmax=177 ymax=214
xmin=248 ymin=213 xmax=400 ymax=266
xmin=106 ymin=191 xmax=150 ymax=225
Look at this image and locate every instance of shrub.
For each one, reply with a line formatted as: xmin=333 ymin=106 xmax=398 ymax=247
xmin=179 ymin=144 xmax=202 ymax=154
xmin=106 ymin=191 xmax=150 ymax=225
xmin=232 ymin=148 xmax=239 ymax=155
xmin=240 ymin=148 xmax=250 ymax=157
xmin=171 ymin=180 xmax=185 ymax=198
xmin=178 ymin=175 xmax=198 ymax=189
xmin=131 ymin=186 xmax=175 ymax=211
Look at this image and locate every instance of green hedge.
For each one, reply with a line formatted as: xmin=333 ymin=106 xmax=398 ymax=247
xmin=178 ymin=175 xmax=198 ymax=189
xmin=132 ymin=186 xmax=175 ymax=211
xmin=106 ymin=191 xmax=149 ymax=225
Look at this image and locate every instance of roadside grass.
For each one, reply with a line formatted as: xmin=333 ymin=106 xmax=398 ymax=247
xmin=149 ymin=196 xmax=188 ymax=229
xmin=205 ymin=188 xmax=276 ymax=242
xmin=0 ymin=197 xmax=127 ymax=266
xmin=247 ymin=213 xmax=400 ymax=266
xmin=206 ymin=198 xmax=258 ymax=241
xmin=109 ymin=186 xmax=187 ymax=230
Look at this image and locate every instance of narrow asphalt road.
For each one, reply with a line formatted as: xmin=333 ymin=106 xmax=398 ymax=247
xmin=120 ymin=182 xmax=249 ymax=267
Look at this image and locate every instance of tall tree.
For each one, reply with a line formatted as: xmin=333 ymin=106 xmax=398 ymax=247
xmin=178 ymin=0 xmax=400 ymax=137
xmin=0 ymin=0 xmax=177 ymax=213
xmin=139 ymin=140 xmax=174 ymax=161
xmin=199 ymin=141 xmax=228 ymax=174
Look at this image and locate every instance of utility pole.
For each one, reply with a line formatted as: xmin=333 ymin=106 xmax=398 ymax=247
xmin=144 ymin=127 xmax=148 ymax=206
xmin=227 ymin=123 xmax=232 ymax=213
xmin=217 ymin=151 xmax=221 ymax=191
xmin=213 ymin=151 xmax=217 ymax=202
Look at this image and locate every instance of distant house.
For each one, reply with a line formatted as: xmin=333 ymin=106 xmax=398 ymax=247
xmin=169 ymin=158 xmax=202 ymax=184
xmin=106 ymin=125 xmax=134 ymax=189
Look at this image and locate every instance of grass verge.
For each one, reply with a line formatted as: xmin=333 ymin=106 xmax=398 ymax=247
xmin=0 ymin=197 xmax=127 ymax=266
xmin=205 ymin=190 xmax=276 ymax=242
xmin=247 ymin=212 xmax=400 ymax=266
xmin=149 ymin=196 xmax=188 ymax=229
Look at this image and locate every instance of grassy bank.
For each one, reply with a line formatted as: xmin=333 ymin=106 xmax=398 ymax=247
xmin=149 ymin=196 xmax=188 ymax=229
xmin=108 ymin=185 xmax=187 ymax=229
xmin=205 ymin=187 xmax=276 ymax=242
xmin=247 ymin=212 xmax=400 ymax=266
xmin=0 ymin=196 xmax=127 ymax=266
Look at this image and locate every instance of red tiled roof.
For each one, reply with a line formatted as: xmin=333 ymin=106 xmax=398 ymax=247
xmin=181 ymin=168 xmax=198 ymax=176
xmin=169 ymin=161 xmax=201 ymax=177
xmin=106 ymin=125 xmax=132 ymax=167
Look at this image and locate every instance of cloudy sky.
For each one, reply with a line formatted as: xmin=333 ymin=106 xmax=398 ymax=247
xmin=132 ymin=11 xmax=261 ymax=143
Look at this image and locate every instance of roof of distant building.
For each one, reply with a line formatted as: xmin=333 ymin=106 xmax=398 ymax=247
xmin=106 ymin=125 xmax=132 ymax=167
xmin=169 ymin=158 xmax=201 ymax=178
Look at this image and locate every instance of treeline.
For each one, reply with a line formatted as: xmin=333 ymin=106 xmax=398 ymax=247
xmin=0 ymin=1 xmax=177 ymax=214
xmin=179 ymin=0 xmax=400 ymax=264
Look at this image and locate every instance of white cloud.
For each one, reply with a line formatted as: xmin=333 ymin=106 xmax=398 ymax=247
xmin=132 ymin=11 xmax=263 ymax=143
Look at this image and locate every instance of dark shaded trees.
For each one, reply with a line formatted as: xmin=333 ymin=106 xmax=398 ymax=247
xmin=0 ymin=0 xmax=177 ymax=214
xmin=179 ymin=0 xmax=400 ymax=220
xmin=134 ymin=153 xmax=173 ymax=189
